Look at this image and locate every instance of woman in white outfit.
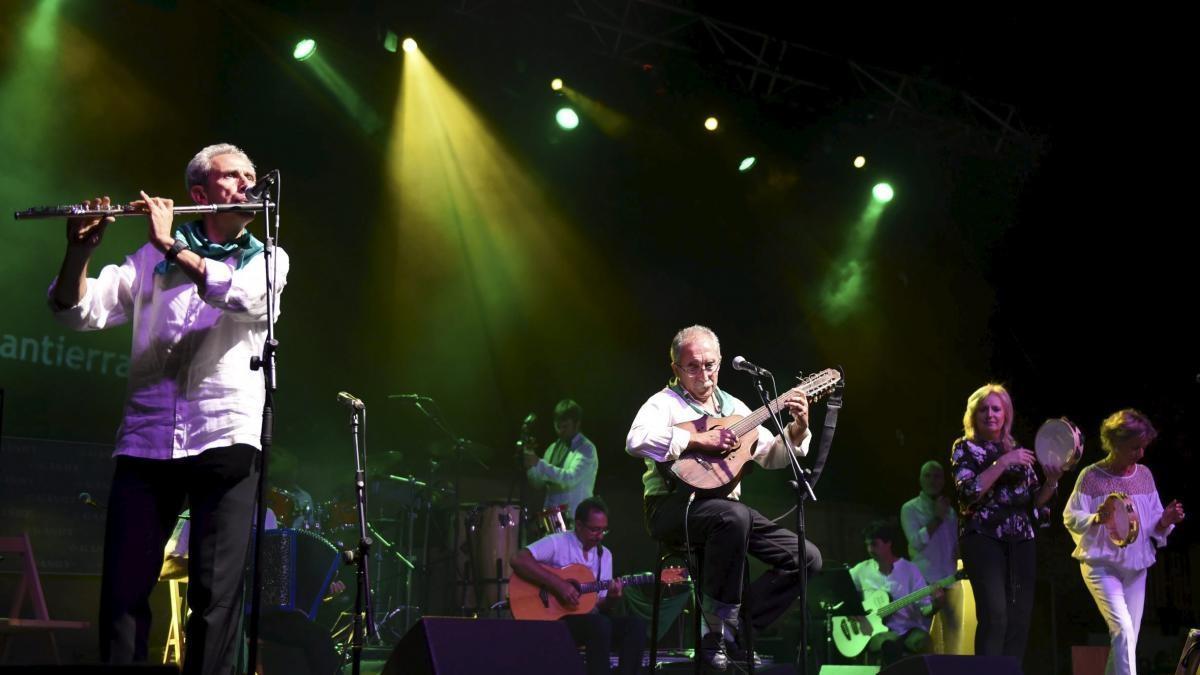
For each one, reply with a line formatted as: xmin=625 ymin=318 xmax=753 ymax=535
xmin=1063 ymin=409 xmax=1185 ymax=675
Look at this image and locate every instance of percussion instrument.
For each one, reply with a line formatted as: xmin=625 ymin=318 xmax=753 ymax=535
xmin=456 ymin=501 xmax=521 ymax=609
xmin=266 ymin=486 xmax=318 ymax=530
xmin=929 ymin=559 xmax=977 ymax=655
xmin=1034 ymin=417 xmax=1083 ymax=471
xmin=536 ymin=504 xmax=569 ymax=535
xmin=1101 ymin=492 xmax=1140 ymax=547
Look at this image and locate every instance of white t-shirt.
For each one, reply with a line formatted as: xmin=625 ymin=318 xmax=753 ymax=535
xmin=526 ymin=531 xmax=613 ymax=600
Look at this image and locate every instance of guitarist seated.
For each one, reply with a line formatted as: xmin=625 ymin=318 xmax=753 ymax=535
xmin=848 ymin=521 xmax=941 ymax=666
xmin=509 ymin=497 xmax=648 ymax=675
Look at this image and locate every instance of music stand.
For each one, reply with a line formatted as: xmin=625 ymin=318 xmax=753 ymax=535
xmin=806 ymin=564 xmax=864 ymax=665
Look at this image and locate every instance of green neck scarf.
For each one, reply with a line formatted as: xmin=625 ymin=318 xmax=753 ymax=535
xmin=669 ymin=383 xmax=736 ymax=417
xmin=155 ymin=219 xmax=264 ymax=275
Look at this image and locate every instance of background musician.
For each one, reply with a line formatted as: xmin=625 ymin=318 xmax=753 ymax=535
xmin=848 ymin=520 xmax=938 ymax=666
xmin=509 ymin=497 xmax=646 ymax=675
xmin=525 ymin=398 xmax=598 ymax=520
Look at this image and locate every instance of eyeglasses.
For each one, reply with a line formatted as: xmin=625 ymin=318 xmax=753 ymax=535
xmin=578 ymin=524 xmax=609 ymax=536
xmin=676 ymin=360 xmax=719 ymax=377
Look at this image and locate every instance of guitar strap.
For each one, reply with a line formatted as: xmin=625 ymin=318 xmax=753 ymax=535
xmin=807 ymin=370 xmax=845 ymax=489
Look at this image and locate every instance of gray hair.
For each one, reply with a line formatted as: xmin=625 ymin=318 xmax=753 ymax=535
xmin=185 ymin=143 xmax=254 ymax=189
xmin=669 ymin=324 xmax=720 ymax=363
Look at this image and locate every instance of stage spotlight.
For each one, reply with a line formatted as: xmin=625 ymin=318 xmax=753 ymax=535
xmin=738 ymin=156 xmax=757 ymax=172
xmin=293 ymin=38 xmax=317 ymax=62
xmin=555 ymin=107 xmax=580 ymax=130
xmin=872 ymin=182 xmax=894 ymax=202
xmin=704 ymin=116 xmax=719 ymax=132
xmin=853 ymin=155 xmax=866 ymax=169
xmin=383 ymin=31 xmax=399 ymax=54
xmin=551 ymin=78 xmax=564 ymax=91
xmin=402 ymin=38 xmax=418 ymax=53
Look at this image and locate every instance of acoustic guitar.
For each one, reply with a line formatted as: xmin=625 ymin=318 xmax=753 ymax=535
xmin=509 ymin=563 xmax=688 ymax=621
xmin=667 ymin=368 xmax=842 ymax=495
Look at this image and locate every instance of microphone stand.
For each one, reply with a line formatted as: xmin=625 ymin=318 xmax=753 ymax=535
xmin=246 ymin=187 xmax=280 ymax=675
xmin=750 ymin=373 xmax=815 ymax=675
xmin=344 ymin=403 xmax=378 ymax=675
xmin=405 ymin=399 xmax=486 ymax=614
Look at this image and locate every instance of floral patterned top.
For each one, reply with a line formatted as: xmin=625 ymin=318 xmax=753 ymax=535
xmin=951 ymin=437 xmax=1049 ymax=542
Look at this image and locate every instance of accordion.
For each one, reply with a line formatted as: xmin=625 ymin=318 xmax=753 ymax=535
xmin=258 ymin=528 xmax=341 ymax=620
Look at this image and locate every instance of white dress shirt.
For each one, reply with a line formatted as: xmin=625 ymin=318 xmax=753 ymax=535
xmin=625 ymin=386 xmax=811 ymax=499
xmin=527 ymin=432 xmax=598 ymax=516
xmin=49 ymin=240 xmax=288 ymax=459
xmin=900 ymin=493 xmax=959 ymax=583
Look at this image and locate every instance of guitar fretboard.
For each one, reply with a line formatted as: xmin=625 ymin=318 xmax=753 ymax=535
xmin=578 ymin=572 xmax=656 ymax=595
xmin=876 ymin=572 xmax=962 ymax=619
xmin=727 ymin=369 xmax=841 ymax=438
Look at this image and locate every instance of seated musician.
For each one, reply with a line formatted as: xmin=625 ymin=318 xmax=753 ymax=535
xmin=626 ymin=325 xmax=822 ymax=670
xmin=848 ymin=520 xmax=939 ymax=666
xmin=509 ymin=497 xmax=647 ymax=675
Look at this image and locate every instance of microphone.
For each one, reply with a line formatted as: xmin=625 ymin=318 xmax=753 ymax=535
xmin=336 ymin=391 xmax=365 ymax=410
xmin=523 ymin=412 xmax=537 ymax=425
xmin=78 ymin=492 xmax=100 ymax=509
xmin=389 ymin=393 xmax=433 ymax=402
xmin=731 ymin=355 xmax=772 ymax=377
xmin=244 ymin=169 xmax=279 ymax=202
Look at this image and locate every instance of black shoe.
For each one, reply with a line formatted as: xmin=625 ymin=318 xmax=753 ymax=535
xmin=700 ymin=632 xmax=729 ymax=671
xmin=725 ymin=640 xmax=762 ymax=667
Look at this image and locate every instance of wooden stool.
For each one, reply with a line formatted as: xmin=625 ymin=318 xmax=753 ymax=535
xmin=159 ymin=555 xmax=189 ymax=664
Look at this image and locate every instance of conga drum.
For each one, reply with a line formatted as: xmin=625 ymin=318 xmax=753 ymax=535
xmin=456 ymin=501 xmax=522 ymax=611
xmin=929 ymin=559 xmax=977 ymax=655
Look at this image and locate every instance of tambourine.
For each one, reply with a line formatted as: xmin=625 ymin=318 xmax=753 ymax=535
xmin=1100 ymin=492 xmax=1140 ymax=548
xmin=1034 ymin=417 xmax=1083 ymax=471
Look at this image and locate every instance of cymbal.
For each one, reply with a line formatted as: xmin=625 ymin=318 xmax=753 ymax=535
xmin=425 ymin=438 xmax=495 ymax=459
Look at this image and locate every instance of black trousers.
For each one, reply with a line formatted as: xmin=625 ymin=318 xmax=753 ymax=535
xmin=645 ymin=491 xmax=822 ymax=630
xmin=959 ymin=532 xmax=1037 ymax=659
xmin=563 ymin=612 xmax=648 ymax=675
xmin=99 ymin=444 xmax=259 ymax=675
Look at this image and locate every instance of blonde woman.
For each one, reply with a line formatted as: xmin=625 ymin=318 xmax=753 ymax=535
xmin=1063 ymin=409 xmax=1184 ymax=675
xmin=950 ymin=384 xmax=1062 ymax=659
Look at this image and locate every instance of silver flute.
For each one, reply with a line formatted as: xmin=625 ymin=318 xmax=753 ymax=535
xmin=13 ymin=202 xmax=267 ymax=220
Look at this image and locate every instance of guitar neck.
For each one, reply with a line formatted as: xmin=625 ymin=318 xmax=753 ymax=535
xmin=727 ymin=369 xmax=841 ymax=438
xmin=876 ymin=572 xmax=959 ymax=619
xmin=578 ymin=572 xmax=656 ymax=595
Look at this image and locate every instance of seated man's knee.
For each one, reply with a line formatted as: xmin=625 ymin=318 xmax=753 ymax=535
xmin=805 ymin=540 xmax=823 ymax=573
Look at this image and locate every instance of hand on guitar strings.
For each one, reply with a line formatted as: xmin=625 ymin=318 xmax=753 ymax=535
xmin=552 ymin=578 xmax=581 ymax=608
xmin=782 ymin=388 xmax=811 ymax=435
xmin=691 ymin=428 xmax=736 ymax=455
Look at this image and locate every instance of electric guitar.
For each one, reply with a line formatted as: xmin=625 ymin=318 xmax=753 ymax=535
xmin=509 ymin=563 xmax=688 ymax=621
xmin=665 ymin=368 xmax=842 ymax=495
xmin=833 ymin=569 xmax=966 ymax=658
